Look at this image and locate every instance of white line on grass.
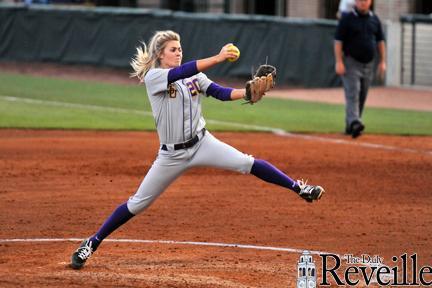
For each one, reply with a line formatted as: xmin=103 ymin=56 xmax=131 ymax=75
xmin=0 ymin=95 xmax=154 ymax=116
xmin=1 ymin=95 xmax=430 ymax=156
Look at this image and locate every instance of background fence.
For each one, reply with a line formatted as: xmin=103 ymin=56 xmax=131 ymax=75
xmin=0 ymin=4 xmax=340 ymax=87
xmin=2 ymin=5 xmax=428 ymax=88
xmin=400 ymin=14 xmax=432 ymax=86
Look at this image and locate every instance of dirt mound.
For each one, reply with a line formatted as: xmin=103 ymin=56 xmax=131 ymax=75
xmin=0 ymin=129 xmax=431 ymax=287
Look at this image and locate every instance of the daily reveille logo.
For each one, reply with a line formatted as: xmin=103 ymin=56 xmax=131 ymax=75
xmin=296 ymin=251 xmax=432 ymax=287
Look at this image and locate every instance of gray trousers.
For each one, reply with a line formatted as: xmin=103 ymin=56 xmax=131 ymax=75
xmin=341 ymin=56 xmax=374 ymax=129
xmin=127 ymin=131 xmax=254 ymax=215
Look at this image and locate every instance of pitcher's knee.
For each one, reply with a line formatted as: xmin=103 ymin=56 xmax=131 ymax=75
xmin=237 ymin=154 xmax=255 ymax=174
xmin=127 ymin=194 xmax=157 ymax=215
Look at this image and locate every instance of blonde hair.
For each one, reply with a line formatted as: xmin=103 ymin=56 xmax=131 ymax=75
xmin=130 ymin=30 xmax=181 ymax=82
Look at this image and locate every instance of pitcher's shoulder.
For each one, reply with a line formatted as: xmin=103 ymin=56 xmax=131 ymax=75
xmin=144 ymin=68 xmax=169 ymax=82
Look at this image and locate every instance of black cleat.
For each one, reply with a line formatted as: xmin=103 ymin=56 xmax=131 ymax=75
xmin=297 ymin=179 xmax=325 ymax=203
xmin=71 ymin=239 xmax=95 ymax=269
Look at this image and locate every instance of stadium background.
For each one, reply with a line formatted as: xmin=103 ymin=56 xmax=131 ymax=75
xmin=0 ymin=0 xmax=431 ymax=287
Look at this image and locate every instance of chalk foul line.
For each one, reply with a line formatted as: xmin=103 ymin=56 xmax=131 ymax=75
xmin=0 ymin=236 xmax=386 ymax=281
xmin=0 ymin=237 xmax=333 ymax=255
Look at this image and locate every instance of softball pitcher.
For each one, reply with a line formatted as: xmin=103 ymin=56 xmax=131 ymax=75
xmin=71 ymin=30 xmax=324 ymax=269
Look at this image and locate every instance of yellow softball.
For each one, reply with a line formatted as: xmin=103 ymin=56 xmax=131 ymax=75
xmin=227 ymin=44 xmax=240 ymax=62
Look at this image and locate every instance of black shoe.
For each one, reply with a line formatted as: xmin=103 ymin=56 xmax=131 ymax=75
xmin=71 ymin=239 xmax=96 ymax=269
xmin=350 ymin=121 xmax=365 ymax=139
xmin=344 ymin=129 xmax=351 ymax=135
xmin=345 ymin=124 xmax=352 ymax=135
xmin=297 ymin=179 xmax=325 ymax=203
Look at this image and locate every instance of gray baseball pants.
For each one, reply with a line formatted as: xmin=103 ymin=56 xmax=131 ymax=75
xmin=127 ymin=131 xmax=254 ymax=215
xmin=341 ymin=56 xmax=374 ymax=129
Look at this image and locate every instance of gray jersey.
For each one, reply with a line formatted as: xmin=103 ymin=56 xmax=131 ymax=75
xmin=144 ymin=68 xmax=212 ymax=144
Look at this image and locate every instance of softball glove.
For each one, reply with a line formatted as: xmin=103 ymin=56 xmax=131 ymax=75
xmin=244 ymin=64 xmax=277 ymax=104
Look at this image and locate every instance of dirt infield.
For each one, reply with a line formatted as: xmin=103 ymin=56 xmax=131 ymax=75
xmin=0 ymin=129 xmax=431 ymax=287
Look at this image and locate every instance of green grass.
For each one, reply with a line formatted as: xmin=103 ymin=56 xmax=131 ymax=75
xmin=0 ymin=72 xmax=431 ymax=135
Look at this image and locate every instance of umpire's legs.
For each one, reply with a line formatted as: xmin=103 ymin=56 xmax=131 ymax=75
xmin=342 ymin=57 xmax=362 ymax=130
xmin=359 ymin=62 xmax=374 ymax=117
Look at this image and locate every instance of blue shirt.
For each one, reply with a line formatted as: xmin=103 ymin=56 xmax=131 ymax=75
xmin=335 ymin=8 xmax=385 ymax=63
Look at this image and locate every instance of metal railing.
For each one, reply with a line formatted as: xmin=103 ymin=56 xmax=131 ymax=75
xmin=400 ymin=14 xmax=432 ymax=86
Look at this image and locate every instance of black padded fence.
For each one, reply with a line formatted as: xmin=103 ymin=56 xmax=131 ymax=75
xmin=0 ymin=4 xmax=340 ymax=87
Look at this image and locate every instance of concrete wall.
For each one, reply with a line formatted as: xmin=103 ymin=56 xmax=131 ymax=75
xmin=385 ymin=21 xmax=401 ymax=86
xmin=374 ymin=0 xmax=414 ymax=22
xmin=286 ymin=0 xmax=322 ymax=19
xmin=137 ymin=0 xmax=159 ymax=9
xmin=283 ymin=0 xmax=417 ymax=21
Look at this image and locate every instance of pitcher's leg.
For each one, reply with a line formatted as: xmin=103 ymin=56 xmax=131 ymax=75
xmin=250 ymin=159 xmax=300 ymax=193
xmin=89 ymin=202 xmax=134 ymax=248
xmin=189 ymin=132 xmax=254 ymax=173
xmin=250 ymin=159 xmax=323 ymax=201
xmin=71 ymin=151 xmax=187 ymax=269
xmin=92 ymin=159 xmax=185 ymax=245
xmin=189 ymin=132 xmax=323 ymax=202
xmin=127 ymin=154 xmax=188 ymax=215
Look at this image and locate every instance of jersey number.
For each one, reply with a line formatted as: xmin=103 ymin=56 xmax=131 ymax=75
xmin=186 ymin=79 xmax=200 ymax=97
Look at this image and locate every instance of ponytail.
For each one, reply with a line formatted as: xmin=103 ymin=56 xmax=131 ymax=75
xmin=130 ymin=31 xmax=181 ymax=83
xmin=130 ymin=42 xmax=152 ymax=82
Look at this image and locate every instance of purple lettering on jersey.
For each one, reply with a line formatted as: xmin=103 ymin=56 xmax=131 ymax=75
xmin=192 ymin=79 xmax=200 ymax=91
